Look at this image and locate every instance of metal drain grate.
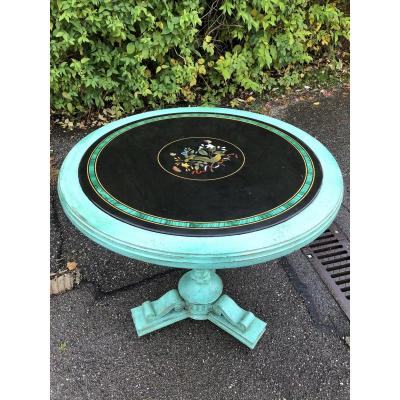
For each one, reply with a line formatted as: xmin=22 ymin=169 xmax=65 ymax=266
xmin=301 ymin=223 xmax=350 ymax=318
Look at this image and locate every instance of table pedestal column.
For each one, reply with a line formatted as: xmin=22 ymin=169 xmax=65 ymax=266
xmin=131 ymin=269 xmax=267 ymax=349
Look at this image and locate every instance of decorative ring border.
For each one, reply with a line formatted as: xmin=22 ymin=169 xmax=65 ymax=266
xmin=86 ymin=113 xmax=316 ymax=229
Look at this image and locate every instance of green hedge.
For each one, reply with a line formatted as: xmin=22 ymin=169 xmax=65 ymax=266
xmin=50 ymin=0 xmax=349 ymax=117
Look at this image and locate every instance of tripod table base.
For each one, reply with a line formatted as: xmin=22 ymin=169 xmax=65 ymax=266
xmin=131 ymin=269 xmax=267 ymax=349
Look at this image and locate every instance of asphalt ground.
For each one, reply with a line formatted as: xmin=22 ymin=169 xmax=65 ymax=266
xmin=50 ymin=90 xmax=350 ymax=400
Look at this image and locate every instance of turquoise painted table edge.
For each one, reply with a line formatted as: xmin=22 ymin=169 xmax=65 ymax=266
xmin=58 ymin=107 xmax=343 ymax=349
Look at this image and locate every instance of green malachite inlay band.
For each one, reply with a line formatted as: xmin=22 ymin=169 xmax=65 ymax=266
xmin=87 ymin=113 xmax=316 ymax=229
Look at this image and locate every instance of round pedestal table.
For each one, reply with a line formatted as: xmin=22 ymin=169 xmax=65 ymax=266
xmin=58 ymin=107 xmax=343 ymax=349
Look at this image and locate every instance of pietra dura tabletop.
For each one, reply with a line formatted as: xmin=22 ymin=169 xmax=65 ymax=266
xmin=58 ymin=107 xmax=343 ymax=349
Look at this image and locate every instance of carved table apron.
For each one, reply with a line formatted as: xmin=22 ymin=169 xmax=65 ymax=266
xmin=58 ymin=107 xmax=343 ymax=349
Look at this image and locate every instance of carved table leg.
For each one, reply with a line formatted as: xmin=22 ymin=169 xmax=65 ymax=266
xmin=208 ymin=295 xmax=267 ymax=349
xmin=131 ymin=269 xmax=267 ymax=349
xmin=131 ymin=289 xmax=189 ymax=336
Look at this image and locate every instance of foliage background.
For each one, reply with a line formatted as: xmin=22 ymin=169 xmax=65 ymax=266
xmin=50 ymin=0 xmax=349 ymax=118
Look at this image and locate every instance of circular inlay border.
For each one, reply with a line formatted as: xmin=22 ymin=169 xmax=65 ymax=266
xmin=85 ymin=113 xmax=317 ymax=230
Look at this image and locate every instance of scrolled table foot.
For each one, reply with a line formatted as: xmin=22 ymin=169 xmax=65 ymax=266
xmin=208 ymin=294 xmax=267 ymax=349
xmin=131 ymin=289 xmax=189 ymax=336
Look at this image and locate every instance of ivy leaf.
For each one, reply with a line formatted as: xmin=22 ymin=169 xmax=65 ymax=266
xmin=220 ymin=1 xmax=235 ymax=16
xmin=270 ymin=45 xmax=277 ymax=61
xmin=126 ymin=43 xmax=135 ymax=54
xmin=198 ymin=65 xmax=206 ymax=75
xmin=62 ymin=92 xmax=72 ymax=100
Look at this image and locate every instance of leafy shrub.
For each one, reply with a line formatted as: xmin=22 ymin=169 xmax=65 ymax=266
xmin=50 ymin=0 xmax=349 ymax=117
